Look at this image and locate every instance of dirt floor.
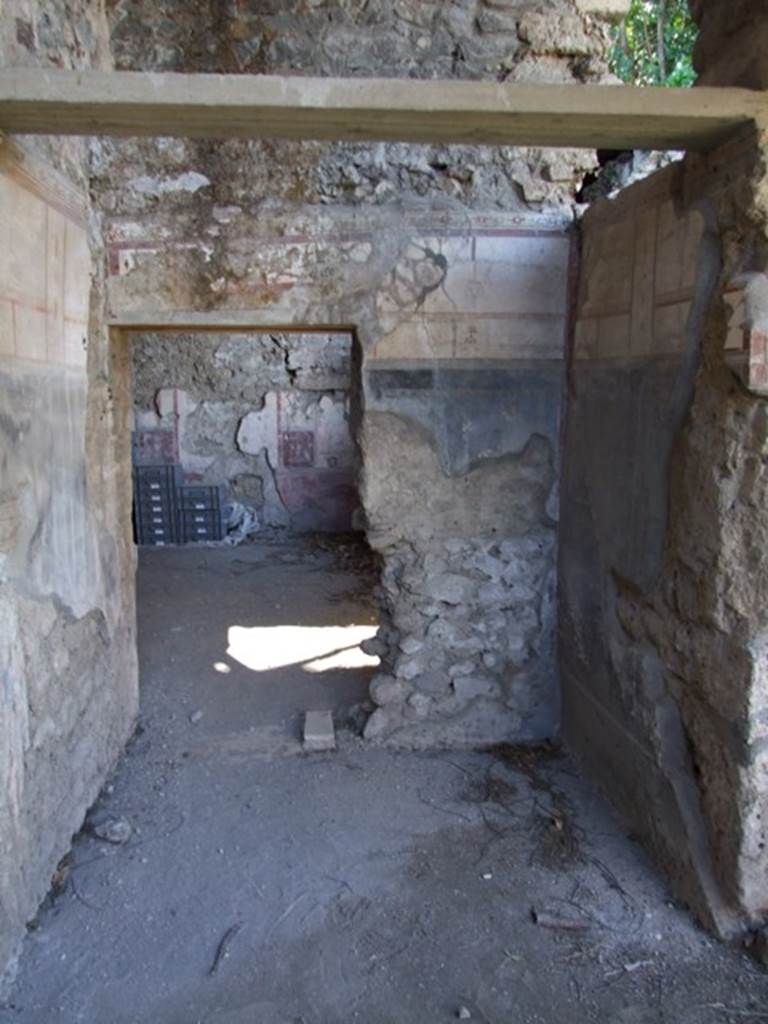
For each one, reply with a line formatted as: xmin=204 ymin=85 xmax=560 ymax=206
xmin=2 ymin=536 xmax=768 ymax=1024
xmin=129 ymin=533 xmax=381 ymax=754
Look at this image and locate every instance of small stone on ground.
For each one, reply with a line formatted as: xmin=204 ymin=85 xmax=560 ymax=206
xmin=92 ymin=815 xmax=132 ymax=845
xmin=303 ymin=709 xmax=336 ymax=752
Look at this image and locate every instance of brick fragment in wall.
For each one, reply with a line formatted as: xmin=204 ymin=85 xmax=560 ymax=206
xmin=573 ymin=0 xmax=630 ymax=16
xmin=517 ymin=8 xmax=594 ymax=57
xmin=722 ymin=275 xmax=768 ymax=396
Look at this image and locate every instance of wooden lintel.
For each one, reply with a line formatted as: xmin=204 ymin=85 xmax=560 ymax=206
xmin=0 ymin=68 xmax=766 ymax=151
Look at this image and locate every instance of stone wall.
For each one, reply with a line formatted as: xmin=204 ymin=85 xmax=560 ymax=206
xmin=560 ymin=121 xmax=768 ymax=935
xmin=94 ymin=0 xmax=626 ymax=229
xmin=107 ymin=0 xmax=623 ymax=82
xmin=98 ymin=0 xmax=619 ymax=747
xmin=131 ymin=331 xmax=360 ymax=532
xmin=0 ymin=0 xmax=137 ymax=987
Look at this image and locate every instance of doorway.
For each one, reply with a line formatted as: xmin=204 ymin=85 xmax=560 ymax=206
xmin=123 ymin=325 xmax=379 ymax=751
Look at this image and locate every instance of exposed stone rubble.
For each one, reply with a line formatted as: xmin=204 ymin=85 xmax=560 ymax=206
xmin=0 ymin=0 xmax=112 ymax=187
xmin=365 ymin=529 xmax=557 ymax=746
xmin=131 ymin=331 xmax=352 ymax=407
xmin=92 ymin=136 xmax=598 ymax=219
xmin=361 ymin=413 xmax=559 ymax=747
xmin=107 ymin=0 xmax=622 ymax=82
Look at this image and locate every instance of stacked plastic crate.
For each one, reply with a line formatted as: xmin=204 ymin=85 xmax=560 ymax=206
xmin=133 ymin=469 xmax=225 ymax=546
xmin=176 ymin=485 xmax=225 ymax=543
xmin=133 ymin=465 xmax=182 ymax=545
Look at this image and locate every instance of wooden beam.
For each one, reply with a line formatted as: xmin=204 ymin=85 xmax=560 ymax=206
xmin=0 ymin=68 xmax=765 ymax=151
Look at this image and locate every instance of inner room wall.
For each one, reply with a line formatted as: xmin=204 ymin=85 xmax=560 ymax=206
xmin=99 ymin=0 xmax=626 ymax=748
xmin=130 ymin=330 xmax=360 ymax=532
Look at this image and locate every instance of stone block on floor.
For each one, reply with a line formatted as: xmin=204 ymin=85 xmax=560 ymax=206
xmin=303 ymin=710 xmax=336 ymax=752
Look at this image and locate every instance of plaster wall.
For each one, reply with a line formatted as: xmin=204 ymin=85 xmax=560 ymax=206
xmin=95 ymin=0 xmax=633 ymax=749
xmin=560 ymin=124 xmax=768 ymax=935
xmin=0 ymin=0 xmax=137 ymax=985
xmin=5 ymin=0 xmax=768 ymax=995
xmin=0 ymin=143 xmax=137 ymax=985
xmin=6 ymin=0 xmax=768 ymax=993
xmin=0 ymin=15 xmax=613 ymax=952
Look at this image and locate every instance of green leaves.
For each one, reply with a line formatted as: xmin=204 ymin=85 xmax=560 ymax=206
xmin=610 ymin=0 xmax=697 ymax=88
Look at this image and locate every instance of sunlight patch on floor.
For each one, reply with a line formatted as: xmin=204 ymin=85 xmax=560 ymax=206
xmin=226 ymin=624 xmax=379 ymax=673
